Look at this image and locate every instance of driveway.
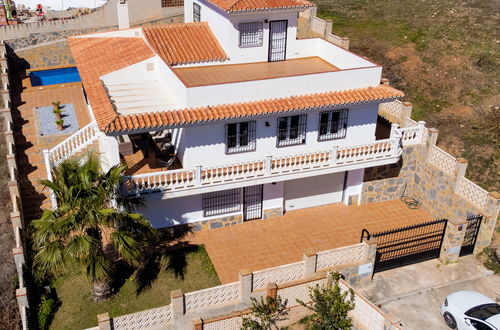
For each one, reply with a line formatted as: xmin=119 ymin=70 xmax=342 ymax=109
xmin=357 ymin=256 xmax=500 ymax=329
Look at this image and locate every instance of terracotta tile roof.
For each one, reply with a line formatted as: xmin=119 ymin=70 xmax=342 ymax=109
xmin=105 ymin=85 xmax=404 ymax=132
xmin=142 ymin=23 xmax=228 ymax=65
xmin=209 ymin=0 xmax=314 ymax=12
xmin=68 ymin=37 xmax=155 ymax=129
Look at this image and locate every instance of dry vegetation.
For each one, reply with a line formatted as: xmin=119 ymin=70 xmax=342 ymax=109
xmin=0 ymin=119 xmax=21 ymax=329
xmin=315 ymin=0 xmax=499 ymax=191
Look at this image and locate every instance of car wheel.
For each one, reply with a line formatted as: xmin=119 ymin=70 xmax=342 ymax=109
xmin=443 ymin=312 xmax=457 ymax=329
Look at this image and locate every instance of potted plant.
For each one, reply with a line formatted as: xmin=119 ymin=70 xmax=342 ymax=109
xmin=52 ymin=101 xmax=62 ymax=120
xmin=55 ymin=119 xmax=64 ymax=131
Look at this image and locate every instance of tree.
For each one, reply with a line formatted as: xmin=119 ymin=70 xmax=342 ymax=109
xmin=297 ymin=272 xmax=355 ymax=330
xmin=31 ymin=154 xmax=157 ymax=301
xmin=241 ymin=295 xmax=288 ymax=330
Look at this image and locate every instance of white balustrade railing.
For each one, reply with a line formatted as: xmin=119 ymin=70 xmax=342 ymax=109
xmin=122 ymin=138 xmax=404 ymax=194
xmin=397 ymin=122 xmax=426 ymax=146
xmin=47 ymin=120 xmax=100 ymax=166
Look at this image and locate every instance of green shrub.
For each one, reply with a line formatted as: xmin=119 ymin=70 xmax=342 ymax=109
xmin=297 ymin=272 xmax=355 ymax=330
xmin=241 ymin=295 xmax=288 ymax=330
xmin=38 ymin=294 xmax=57 ymax=330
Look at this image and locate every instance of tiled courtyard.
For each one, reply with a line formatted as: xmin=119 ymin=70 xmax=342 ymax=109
xmin=190 ymin=200 xmax=432 ymax=283
xmin=12 ymin=74 xmax=91 ymax=220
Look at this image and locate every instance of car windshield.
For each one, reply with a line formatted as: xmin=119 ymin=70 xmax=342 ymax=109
xmin=465 ymin=303 xmax=500 ymax=320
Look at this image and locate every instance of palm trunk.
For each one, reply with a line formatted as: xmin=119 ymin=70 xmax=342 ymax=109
xmin=91 ymin=279 xmax=113 ymax=301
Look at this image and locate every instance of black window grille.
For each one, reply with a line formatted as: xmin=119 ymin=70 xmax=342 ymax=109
xmin=318 ymin=109 xmax=348 ymax=141
xmin=276 ymin=114 xmax=307 ymax=147
xmin=239 ymin=22 xmax=263 ymax=48
xmin=161 ymin=0 xmax=183 ymax=7
xmin=193 ymin=3 xmax=201 ymax=22
xmin=226 ymin=121 xmax=256 ymax=154
xmin=202 ymin=188 xmax=241 ymax=217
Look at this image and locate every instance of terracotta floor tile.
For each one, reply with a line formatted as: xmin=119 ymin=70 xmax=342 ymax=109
xmin=189 ymin=200 xmax=432 ymax=283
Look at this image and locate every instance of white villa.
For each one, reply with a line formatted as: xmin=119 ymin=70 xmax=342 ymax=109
xmin=55 ymin=0 xmax=418 ymax=230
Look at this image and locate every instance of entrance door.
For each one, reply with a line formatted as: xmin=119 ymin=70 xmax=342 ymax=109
xmin=243 ymin=185 xmax=263 ymax=221
xmin=268 ymin=20 xmax=287 ymax=62
xmin=459 ymin=215 xmax=482 ymax=257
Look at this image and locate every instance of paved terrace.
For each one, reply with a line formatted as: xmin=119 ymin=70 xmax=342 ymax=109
xmin=11 ymin=72 xmax=91 ymax=221
xmin=173 ymin=56 xmax=338 ymax=87
xmin=190 ymin=200 xmax=432 ymax=284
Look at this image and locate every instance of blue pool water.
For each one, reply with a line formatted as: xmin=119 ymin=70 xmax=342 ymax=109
xmin=29 ymin=67 xmax=81 ymax=86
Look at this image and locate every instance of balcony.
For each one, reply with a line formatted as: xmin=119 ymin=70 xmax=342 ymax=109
xmin=121 ymin=135 xmax=410 ymax=199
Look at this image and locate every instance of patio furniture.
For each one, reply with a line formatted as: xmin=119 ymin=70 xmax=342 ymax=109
xmin=157 ymin=143 xmax=176 ymax=169
xmin=150 ymin=130 xmax=172 ymax=146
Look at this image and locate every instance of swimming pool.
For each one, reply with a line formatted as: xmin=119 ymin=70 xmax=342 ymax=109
xmin=29 ymin=67 xmax=81 ymax=86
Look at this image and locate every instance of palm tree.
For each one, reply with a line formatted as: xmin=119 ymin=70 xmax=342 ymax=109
xmin=31 ymin=154 xmax=157 ymax=301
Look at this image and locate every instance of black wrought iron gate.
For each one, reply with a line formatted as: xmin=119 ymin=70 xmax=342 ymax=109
xmin=459 ymin=215 xmax=482 ymax=257
xmin=243 ymin=185 xmax=263 ymax=221
xmin=361 ymin=219 xmax=448 ymax=273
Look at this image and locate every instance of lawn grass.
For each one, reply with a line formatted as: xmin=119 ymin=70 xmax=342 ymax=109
xmin=49 ymin=245 xmax=220 ymax=330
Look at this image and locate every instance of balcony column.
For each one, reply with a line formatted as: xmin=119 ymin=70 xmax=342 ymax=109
xmin=389 ymin=123 xmax=399 ymax=138
xmin=265 ymin=155 xmax=272 ymax=175
xmin=417 ymin=121 xmax=426 ymax=143
xmin=195 ymin=165 xmax=202 ymax=186
xmin=330 ymin=146 xmax=339 ymax=165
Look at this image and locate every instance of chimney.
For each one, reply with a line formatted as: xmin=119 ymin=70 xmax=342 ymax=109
xmin=117 ymin=0 xmax=130 ymax=30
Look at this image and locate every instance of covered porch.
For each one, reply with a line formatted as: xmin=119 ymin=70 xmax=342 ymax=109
xmin=189 ymin=200 xmax=432 ymax=283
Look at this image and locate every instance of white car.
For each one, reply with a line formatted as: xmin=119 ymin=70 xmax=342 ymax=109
xmin=441 ymin=291 xmax=500 ymax=330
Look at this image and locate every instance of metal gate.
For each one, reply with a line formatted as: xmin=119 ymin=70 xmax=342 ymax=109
xmin=268 ymin=20 xmax=287 ymax=62
xmin=243 ymin=185 xmax=263 ymax=221
xmin=459 ymin=215 xmax=482 ymax=257
xmin=361 ymin=218 xmax=448 ymax=273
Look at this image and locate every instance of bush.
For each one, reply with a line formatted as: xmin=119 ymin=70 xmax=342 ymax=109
xmin=297 ymin=272 xmax=355 ymax=330
xmin=38 ymin=293 xmax=58 ymax=330
xmin=241 ymin=295 xmax=288 ymax=330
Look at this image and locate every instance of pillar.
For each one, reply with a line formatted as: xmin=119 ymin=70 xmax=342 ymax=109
xmin=97 ymin=313 xmax=111 ymax=330
xmin=239 ymin=269 xmax=253 ymax=305
xmin=426 ymin=128 xmax=439 ymax=162
xmin=266 ymin=283 xmax=278 ymax=299
xmin=454 ymin=158 xmax=468 ymax=193
xmin=439 ymin=218 xmax=467 ymax=263
xmin=473 ymin=192 xmax=500 ymax=255
xmin=358 ymin=237 xmax=377 ymax=284
xmin=400 ymin=102 xmax=413 ymax=127
xmin=303 ymin=250 xmax=317 ymax=278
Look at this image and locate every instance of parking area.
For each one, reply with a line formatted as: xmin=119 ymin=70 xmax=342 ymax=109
xmin=358 ymin=256 xmax=500 ymax=329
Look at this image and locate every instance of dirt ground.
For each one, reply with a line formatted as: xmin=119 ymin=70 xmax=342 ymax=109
xmin=314 ymin=0 xmax=499 ymax=192
xmin=0 ymin=119 xmax=21 ymax=329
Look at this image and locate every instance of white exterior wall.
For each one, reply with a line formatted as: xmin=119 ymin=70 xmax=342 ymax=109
xmin=283 ymin=172 xmax=345 ymax=211
xmin=342 ymin=168 xmax=365 ymax=205
xmin=139 ymin=182 xmax=283 ymax=228
xmin=184 ymin=0 xmax=299 ymax=64
xmin=176 ymin=103 xmax=379 ymax=169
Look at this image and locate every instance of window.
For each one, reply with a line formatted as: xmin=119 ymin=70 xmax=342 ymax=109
xmin=193 ymin=2 xmax=201 ymax=22
xmin=318 ymin=109 xmax=348 ymax=141
xmin=202 ymin=188 xmax=241 ymax=217
xmin=468 ymin=319 xmax=494 ymax=330
xmin=226 ymin=121 xmax=256 ymax=154
xmin=276 ymin=114 xmax=307 ymax=146
xmin=239 ymin=22 xmax=263 ymax=48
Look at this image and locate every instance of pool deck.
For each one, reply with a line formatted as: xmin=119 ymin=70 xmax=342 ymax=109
xmin=11 ymin=69 xmax=91 ymax=221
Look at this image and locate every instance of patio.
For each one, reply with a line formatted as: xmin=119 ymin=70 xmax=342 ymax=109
xmin=189 ymin=200 xmax=433 ymax=283
xmin=11 ymin=71 xmax=91 ymax=221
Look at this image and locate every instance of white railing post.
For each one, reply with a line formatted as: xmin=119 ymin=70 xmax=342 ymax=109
xmin=195 ymin=165 xmax=202 ymax=186
xmin=42 ymin=149 xmax=57 ymax=209
xmin=330 ymin=145 xmax=339 ymax=165
xmin=265 ymin=155 xmax=272 ymax=175
xmin=389 ymin=123 xmax=399 ymax=138
xmin=417 ymin=120 xmax=426 ymax=143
